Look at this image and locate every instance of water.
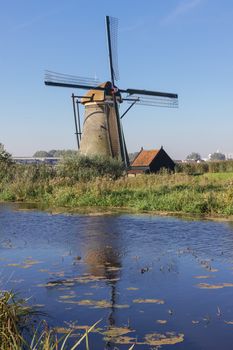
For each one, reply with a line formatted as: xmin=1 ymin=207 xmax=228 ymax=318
xmin=1 ymin=203 xmax=233 ymax=349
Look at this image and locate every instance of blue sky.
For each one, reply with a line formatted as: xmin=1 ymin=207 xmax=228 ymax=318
xmin=1 ymin=0 xmax=233 ymax=159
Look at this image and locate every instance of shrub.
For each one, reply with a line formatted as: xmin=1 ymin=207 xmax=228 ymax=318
xmin=56 ymin=155 xmax=124 ymax=182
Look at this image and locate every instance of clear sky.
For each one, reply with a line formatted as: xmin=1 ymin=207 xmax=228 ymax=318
xmin=1 ymin=0 xmax=233 ymax=159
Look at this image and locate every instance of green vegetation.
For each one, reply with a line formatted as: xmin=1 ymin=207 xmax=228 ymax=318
xmin=0 ymin=290 xmax=100 ymax=349
xmin=33 ymin=149 xmax=78 ymax=158
xmin=186 ymin=152 xmax=202 ymax=162
xmin=0 ymin=290 xmax=138 ymax=350
xmin=0 ymin=290 xmax=37 ymax=349
xmin=1 ymin=154 xmax=233 ymax=217
xmin=210 ymin=152 xmax=226 ymax=161
xmin=175 ymin=160 xmax=233 ymax=175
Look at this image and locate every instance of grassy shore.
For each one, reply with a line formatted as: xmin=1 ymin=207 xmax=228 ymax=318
xmin=0 ymin=156 xmax=233 ymax=218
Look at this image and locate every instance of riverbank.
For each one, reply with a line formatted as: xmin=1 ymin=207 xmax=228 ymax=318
xmin=1 ymin=168 xmax=233 ymax=218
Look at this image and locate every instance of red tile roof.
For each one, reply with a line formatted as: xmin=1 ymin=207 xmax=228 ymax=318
xmin=131 ymin=149 xmax=160 ymax=167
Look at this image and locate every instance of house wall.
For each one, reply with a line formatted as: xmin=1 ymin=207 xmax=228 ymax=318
xmin=150 ymin=148 xmax=175 ymax=172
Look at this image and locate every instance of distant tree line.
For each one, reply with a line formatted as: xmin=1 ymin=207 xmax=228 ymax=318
xmin=34 ymin=150 xmax=140 ymax=160
xmin=186 ymin=152 xmax=226 ymax=162
xmin=33 ymin=149 xmax=78 ymax=157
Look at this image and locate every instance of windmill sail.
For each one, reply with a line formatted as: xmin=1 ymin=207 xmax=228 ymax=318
xmin=106 ymin=16 xmax=119 ymax=82
xmin=106 ymin=16 xmax=127 ymax=166
xmin=44 ymin=71 xmax=100 ymax=90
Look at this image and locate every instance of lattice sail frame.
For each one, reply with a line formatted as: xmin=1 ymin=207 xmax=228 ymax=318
xmin=107 ymin=16 xmax=120 ymax=82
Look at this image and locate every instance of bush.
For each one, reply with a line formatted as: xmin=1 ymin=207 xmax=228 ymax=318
xmin=175 ymin=160 xmax=233 ymax=175
xmin=56 ymin=155 xmax=124 ymax=182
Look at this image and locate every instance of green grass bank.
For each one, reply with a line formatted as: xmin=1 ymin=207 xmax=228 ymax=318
xmin=1 ymin=156 xmax=233 ymax=218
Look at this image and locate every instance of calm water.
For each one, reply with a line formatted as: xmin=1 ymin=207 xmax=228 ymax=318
xmin=1 ymin=203 xmax=233 ymax=349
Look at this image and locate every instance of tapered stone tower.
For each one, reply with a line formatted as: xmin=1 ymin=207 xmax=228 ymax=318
xmin=79 ymin=82 xmax=122 ymax=158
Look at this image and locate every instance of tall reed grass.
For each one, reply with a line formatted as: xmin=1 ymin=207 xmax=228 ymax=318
xmin=1 ymin=155 xmax=233 ymax=217
xmin=0 ymin=290 xmax=101 ymax=349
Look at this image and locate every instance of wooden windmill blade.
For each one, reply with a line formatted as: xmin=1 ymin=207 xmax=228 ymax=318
xmin=44 ymin=71 xmax=102 ymax=91
xmin=122 ymin=87 xmax=178 ymax=99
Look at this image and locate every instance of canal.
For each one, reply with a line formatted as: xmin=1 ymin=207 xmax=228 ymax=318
xmin=1 ymin=203 xmax=233 ymax=349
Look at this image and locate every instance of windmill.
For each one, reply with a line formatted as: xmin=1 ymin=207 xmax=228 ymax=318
xmin=44 ymin=16 xmax=178 ymax=168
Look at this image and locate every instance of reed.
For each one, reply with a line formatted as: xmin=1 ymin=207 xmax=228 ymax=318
xmin=0 ymin=290 xmax=101 ymax=349
xmin=0 ymin=290 xmax=37 ymax=349
xmin=1 ymin=156 xmax=233 ymax=217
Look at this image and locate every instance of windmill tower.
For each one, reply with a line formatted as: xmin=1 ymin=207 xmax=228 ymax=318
xmin=79 ymin=82 xmax=122 ymax=159
xmin=44 ymin=16 xmax=178 ymax=168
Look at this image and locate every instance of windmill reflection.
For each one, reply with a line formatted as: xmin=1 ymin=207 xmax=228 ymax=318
xmin=83 ymin=217 xmax=123 ymax=330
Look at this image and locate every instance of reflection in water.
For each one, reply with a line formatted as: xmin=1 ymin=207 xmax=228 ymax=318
xmin=82 ymin=218 xmax=122 ymax=348
xmin=2 ymin=204 xmax=233 ymax=349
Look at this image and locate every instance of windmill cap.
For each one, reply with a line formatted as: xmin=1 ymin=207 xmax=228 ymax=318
xmin=81 ymin=81 xmax=121 ymax=104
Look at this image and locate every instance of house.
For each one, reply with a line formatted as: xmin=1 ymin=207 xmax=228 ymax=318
xmin=128 ymin=147 xmax=175 ymax=175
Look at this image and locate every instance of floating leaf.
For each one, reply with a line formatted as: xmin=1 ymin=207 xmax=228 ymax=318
xmin=7 ymin=263 xmax=31 ymax=269
xmin=144 ymin=332 xmax=184 ymax=346
xmin=157 ymin=320 xmax=167 ymax=324
xmin=48 ymin=271 xmax=65 ymax=277
xmin=102 ymin=326 xmax=135 ymax=338
xmin=104 ymin=335 xmax=137 ymax=344
xmin=197 ymin=283 xmax=233 ymax=289
xmin=133 ymin=299 xmax=164 ymax=304
xmin=58 ymin=299 xmax=129 ymax=309
xmin=24 ymin=259 xmax=42 ymax=265
xmin=127 ymin=287 xmax=139 ymax=291
xmin=37 ymin=281 xmax=75 ymax=288
xmin=106 ymin=266 xmax=121 ymax=272
xmin=59 ymin=295 xmax=76 ymax=300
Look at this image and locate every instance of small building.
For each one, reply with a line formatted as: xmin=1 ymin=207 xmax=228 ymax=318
xmin=128 ymin=147 xmax=175 ymax=175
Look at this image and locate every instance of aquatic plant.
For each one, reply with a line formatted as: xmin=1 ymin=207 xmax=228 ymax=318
xmin=0 ymin=290 xmax=101 ymax=349
xmin=0 ymin=290 xmax=37 ymax=349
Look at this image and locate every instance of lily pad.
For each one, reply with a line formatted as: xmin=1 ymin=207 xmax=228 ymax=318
xmin=144 ymin=332 xmax=184 ymax=346
xmin=133 ymin=298 xmax=164 ymax=304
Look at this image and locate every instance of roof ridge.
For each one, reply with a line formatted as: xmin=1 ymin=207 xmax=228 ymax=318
xmin=131 ymin=148 xmax=143 ymax=164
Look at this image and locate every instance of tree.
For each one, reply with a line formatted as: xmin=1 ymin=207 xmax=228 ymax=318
xmin=210 ymin=152 xmax=225 ymax=161
xmin=186 ymin=152 xmax=201 ymax=162
xmin=33 ymin=151 xmax=50 ymax=157
xmin=50 ymin=149 xmax=78 ymax=157
xmin=0 ymin=143 xmax=12 ymax=164
xmin=47 ymin=149 xmax=57 ymax=157
xmin=33 ymin=149 xmax=78 ymax=158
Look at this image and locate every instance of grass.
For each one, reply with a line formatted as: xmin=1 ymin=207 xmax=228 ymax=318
xmin=1 ymin=156 xmax=233 ymax=218
xmin=0 ymin=290 xmax=101 ymax=350
xmin=0 ymin=290 xmax=137 ymax=349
